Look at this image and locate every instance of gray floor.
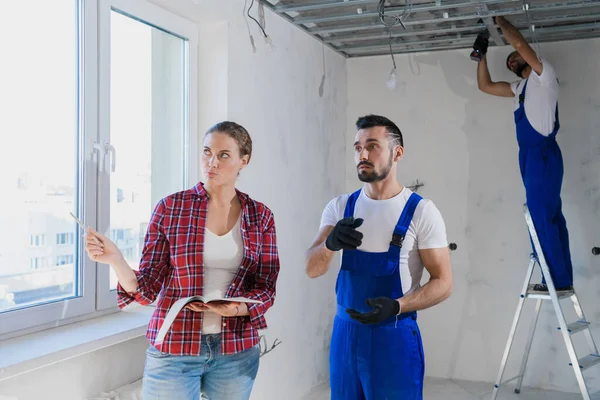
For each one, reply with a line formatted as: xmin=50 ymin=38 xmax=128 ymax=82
xmin=302 ymin=377 xmax=600 ymax=400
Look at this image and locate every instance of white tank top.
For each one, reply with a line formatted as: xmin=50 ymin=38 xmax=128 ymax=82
xmin=201 ymin=216 xmax=243 ymax=334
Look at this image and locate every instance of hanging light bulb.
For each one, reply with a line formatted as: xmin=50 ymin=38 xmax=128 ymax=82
xmin=386 ymin=67 xmax=397 ymax=90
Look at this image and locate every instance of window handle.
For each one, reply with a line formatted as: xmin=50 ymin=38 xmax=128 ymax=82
xmin=92 ymin=141 xmax=104 ymax=172
xmin=104 ymin=142 xmax=116 ymax=173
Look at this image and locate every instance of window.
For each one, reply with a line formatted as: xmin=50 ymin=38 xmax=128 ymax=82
xmin=30 ymin=235 xmax=46 ymax=247
xmin=56 ymin=255 xmax=75 ymax=266
xmin=56 ymin=233 xmax=75 ymax=245
xmin=99 ymin=7 xmax=192 ymax=299
xmin=0 ymin=0 xmax=83 ymax=330
xmin=116 ymin=188 xmax=124 ymax=203
xmin=30 ymin=257 xmax=53 ymax=270
xmin=0 ymin=0 xmax=197 ymax=336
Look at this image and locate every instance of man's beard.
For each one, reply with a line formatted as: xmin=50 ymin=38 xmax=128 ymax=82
xmin=514 ymin=61 xmax=528 ymax=78
xmin=357 ymin=153 xmax=393 ymax=183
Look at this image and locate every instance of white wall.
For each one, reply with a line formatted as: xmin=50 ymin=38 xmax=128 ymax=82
xmin=0 ymin=1 xmax=347 ymax=399
xmin=0 ymin=338 xmax=148 ymax=400
xmin=347 ymin=38 xmax=600 ymax=393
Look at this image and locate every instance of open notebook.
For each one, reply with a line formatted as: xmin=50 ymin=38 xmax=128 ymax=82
xmin=155 ymin=294 xmax=263 ymax=344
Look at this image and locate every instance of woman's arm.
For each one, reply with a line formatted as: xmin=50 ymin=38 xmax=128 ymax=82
xmin=244 ymin=210 xmax=280 ymax=329
xmin=116 ymin=199 xmax=172 ymax=307
xmin=85 ymin=228 xmax=137 ymax=292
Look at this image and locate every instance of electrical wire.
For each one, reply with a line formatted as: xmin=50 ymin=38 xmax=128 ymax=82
xmin=522 ymin=1 xmax=542 ymax=54
xmin=380 ymin=0 xmax=410 ymax=75
xmin=378 ymin=0 xmax=413 ymax=30
xmin=319 ymin=43 xmax=326 ymax=97
xmin=243 ymin=0 xmax=253 ymax=35
xmin=248 ymin=0 xmax=268 ymax=38
xmin=388 ymin=29 xmax=397 ymax=70
xmin=243 ymin=0 xmax=257 ymax=52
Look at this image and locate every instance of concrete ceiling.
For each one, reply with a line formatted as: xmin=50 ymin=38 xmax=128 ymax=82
xmin=262 ymin=0 xmax=600 ymax=57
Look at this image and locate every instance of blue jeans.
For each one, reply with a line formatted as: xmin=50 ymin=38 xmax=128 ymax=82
xmin=142 ymin=334 xmax=260 ymax=400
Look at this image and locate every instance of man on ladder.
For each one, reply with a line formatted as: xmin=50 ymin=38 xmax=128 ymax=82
xmin=475 ymin=15 xmax=573 ymax=292
xmin=473 ymin=16 xmax=600 ymax=400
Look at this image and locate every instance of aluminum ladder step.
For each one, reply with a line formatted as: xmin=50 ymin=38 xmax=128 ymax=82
xmin=570 ymin=354 xmax=600 ymax=371
xmin=559 ymin=320 xmax=591 ymax=335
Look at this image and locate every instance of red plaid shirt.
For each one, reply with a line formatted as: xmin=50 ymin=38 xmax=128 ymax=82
xmin=117 ymin=182 xmax=280 ymax=356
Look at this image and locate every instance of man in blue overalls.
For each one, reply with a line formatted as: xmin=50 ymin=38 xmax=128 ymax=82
xmin=305 ymin=114 xmax=453 ymax=399
xmin=476 ymin=16 xmax=573 ymax=292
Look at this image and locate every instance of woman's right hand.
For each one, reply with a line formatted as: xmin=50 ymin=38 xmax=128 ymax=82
xmin=85 ymin=227 xmax=124 ymax=265
xmin=185 ymin=302 xmax=209 ymax=312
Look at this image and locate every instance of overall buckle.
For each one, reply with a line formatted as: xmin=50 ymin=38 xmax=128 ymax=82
xmin=390 ymin=234 xmax=404 ymax=247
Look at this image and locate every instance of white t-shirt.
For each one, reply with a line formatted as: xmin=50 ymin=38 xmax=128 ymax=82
xmin=510 ymin=58 xmax=559 ymax=136
xmin=320 ymin=187 xmax=448 ymax=296
xmin=201 ymin=216 xmax=243 ymax=334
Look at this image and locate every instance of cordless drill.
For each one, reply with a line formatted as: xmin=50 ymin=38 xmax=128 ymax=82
xmin=470 ymin=30 xmax=490 ymax=62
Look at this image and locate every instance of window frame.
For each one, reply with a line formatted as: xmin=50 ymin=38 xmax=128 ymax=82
xmin=0 ymin=0 xmax=198 ymax=338
xmin=95 ymin=0 xmax=198 ymax=311
xmin=0 ymin=0 xmax=98 ymax=336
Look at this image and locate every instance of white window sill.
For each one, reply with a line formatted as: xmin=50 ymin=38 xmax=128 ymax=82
xmin=0 ymin=304 xmax=153 ymax=383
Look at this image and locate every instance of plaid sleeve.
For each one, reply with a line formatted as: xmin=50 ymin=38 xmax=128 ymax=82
xmin=117 ymin=199 xmax=171 ymax=308
xmin=246 ymin=211 xmax=280 ymax=330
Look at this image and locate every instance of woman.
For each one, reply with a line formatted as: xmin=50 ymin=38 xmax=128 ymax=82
xmin=85 ymin=121 xmax=280 ymax=400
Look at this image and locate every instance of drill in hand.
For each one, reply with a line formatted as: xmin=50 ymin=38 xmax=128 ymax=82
xmin=470 ymin=30 xmax=490 ymax=62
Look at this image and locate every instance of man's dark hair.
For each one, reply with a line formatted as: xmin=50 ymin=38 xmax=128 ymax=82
xmin=355 ymin=114 xmax=403 ymax=148
xmin=506 ymin=50 xmax=518 ymax=70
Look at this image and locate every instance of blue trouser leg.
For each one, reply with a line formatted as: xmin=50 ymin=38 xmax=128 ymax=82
xmin=362 ymin=316 xmax=424 ymax=400
xmin=523 ymin=145 xmax=573 ymax=288
xmin=330 ymin=316 xmax=365 ymax=400
xmin=555 ymin=198 xmax=574 ymax=282
xmin=330 ymin=315 xmax=425 ymax=400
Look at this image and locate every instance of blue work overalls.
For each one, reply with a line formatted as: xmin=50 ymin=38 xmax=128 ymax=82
xmin=329 ymin=189 xmax=425 ymax=400
xmin=516 ymin=78 xmax=573 ymax=288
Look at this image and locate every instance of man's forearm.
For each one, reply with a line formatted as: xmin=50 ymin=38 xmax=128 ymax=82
xmin=305 ymin=244 xmax=335 ymax=278
xmin=397 ymin=277 xmax=452 ymax=314
xmin=477 ymin=55 xmax=492 ymax=89
xmin=496 ymin=16 xmax=526 ymax=48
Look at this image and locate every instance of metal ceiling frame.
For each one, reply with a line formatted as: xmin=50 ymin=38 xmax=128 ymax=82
xmin=345 ymin=22 xmax=600 ymax=54
xmin=290 ymin=0 xmax=514 ymax=25
xmin=341 ymin=13 xmax=600 ymax=49
xmin=263 ymin=0 xmax=600 ymax=57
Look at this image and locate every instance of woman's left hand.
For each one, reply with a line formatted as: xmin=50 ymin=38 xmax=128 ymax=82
xmin=204 ymin=301 xmax=248 ymax=317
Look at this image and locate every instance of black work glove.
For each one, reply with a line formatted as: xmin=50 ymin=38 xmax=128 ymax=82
xmin=325 ymin=217 xmax=364 ymax=251
xmin=346 ymin=297 xmax=400 ymax=324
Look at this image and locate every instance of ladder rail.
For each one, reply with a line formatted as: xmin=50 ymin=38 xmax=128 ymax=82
xmin=571 ymin=294 xmax=600 ymax=356
xmin=491 ymin=257 xmax=537 ymax=400
xmin=523 ymin=205 xmax=592 ymax=399
xmin=491 ymin=204 xmax=598 ymax=400
xmin=515 ymin=297 xmax=543 ymax=394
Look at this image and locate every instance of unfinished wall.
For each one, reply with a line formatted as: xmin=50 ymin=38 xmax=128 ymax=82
xmin=347 ymin=37 xmax=600 ymax=393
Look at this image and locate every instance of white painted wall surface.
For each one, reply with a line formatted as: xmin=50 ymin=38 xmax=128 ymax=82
xmin=0 ymin=338 xmax=148 ymax=400
xmin=346 ymin=38 xmax=600 ymax=394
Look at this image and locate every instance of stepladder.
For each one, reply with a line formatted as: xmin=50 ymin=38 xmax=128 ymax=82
xmin=491 ymin=204 xmax=600 ymax=400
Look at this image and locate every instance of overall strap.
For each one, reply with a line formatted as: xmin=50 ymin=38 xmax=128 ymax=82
xmin=343 ymin=189 xmax=362 ymax=218
xmin=390 ymin=192 xmax=423 ymax=248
